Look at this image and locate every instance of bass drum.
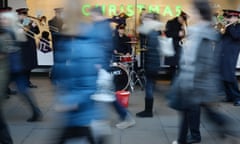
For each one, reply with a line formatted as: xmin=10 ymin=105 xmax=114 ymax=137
xmin=110 ymin=63 xmax=130 ymax=91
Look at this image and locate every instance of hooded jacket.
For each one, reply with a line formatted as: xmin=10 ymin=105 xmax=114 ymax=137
xmin=138 ymin=20 xmax=162 ymax=77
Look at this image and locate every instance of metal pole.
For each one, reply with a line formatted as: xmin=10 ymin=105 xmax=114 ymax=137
xmin=134 ymin=0 xmax=137 ymax=36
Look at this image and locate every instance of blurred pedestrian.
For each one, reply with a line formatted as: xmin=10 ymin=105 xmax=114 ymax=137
xmin=0 ymin=7 xmax=13 ymax=144
xmin=167 ymin=0 xmax=236 ymax=143
xmin=1 ymin=7 xmax=42 ymax=122
xmin=136 ymin=12 xmax=161 ymax=117
xmin=90 ymin=6 xmax=136 ymax=130
xmin=220 ymin=9 xmax=240 ymax=106
xmin=52 ymin=3 xmax=112 ymax=143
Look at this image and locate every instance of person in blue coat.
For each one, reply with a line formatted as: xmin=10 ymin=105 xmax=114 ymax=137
xmin=220 ymin=9 xmax=240 ymax=106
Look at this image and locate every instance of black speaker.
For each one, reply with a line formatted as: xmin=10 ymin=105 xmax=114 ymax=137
xmin=0 ymin=0 xmax=8 ymax=8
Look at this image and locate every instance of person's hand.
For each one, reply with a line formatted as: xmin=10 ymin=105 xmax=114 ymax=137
xmin=32 ymin=22 xmax=37 ymax=27
xmin=179 ymin=30 xmax=185 ymax=37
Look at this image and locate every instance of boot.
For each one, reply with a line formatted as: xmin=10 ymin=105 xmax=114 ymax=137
xmin=136 ymin=98 xmax=153 ymax=117
xmin=27 ymin=109 xmax=43 ymax=122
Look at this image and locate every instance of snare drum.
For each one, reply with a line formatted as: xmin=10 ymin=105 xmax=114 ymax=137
xmin=120 ymin=56 xmax=133 ymax=63
xmin=110 ymin=63 xmax=130 ymax=91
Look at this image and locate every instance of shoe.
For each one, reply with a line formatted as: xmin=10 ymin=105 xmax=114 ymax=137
xmin=172 ymin=140 xmax=186 ymax=144
xmin=116 ymin=114 xmax=136 ymax=129
xmin=7 ymin=89 xmax=17 ymax=95
xmin=28 ymin=83 xmax=37 ymax=88
xmin=233 ymin=100 xmax=240 ymax=106
xmin=186 ymin=137 xmax=201 ymax=144
xmin=136 ymin=110 xmax=153 ymax=117
xmin=27 ymin=112 xmax=43 ymax=122
xmin=221 ymin=98 xmax=234 ymax=103
xmin=172 ymin=141 xmax=178 ymax=144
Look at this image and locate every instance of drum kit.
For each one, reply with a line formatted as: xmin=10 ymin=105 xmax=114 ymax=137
xmin=110 ymin=40 xmax=147 ymax=92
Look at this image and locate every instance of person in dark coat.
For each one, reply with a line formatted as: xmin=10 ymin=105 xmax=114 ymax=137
xmin=136 ymin=12 xmax=161 ymax=117
xmin=113 ymin=25 xmax=131 ymax=56
xmin=168 ymin=1 xmax=236 ymax=143
xmin=220 ymin=9 xmax=240 ymax=106
xmin=48 ymin=8 xmax=64 ymax=33
xmin=165 ymin=11 xmax=188 ymax=79
xmin=16 ymin=8 xmax=40 ymax=88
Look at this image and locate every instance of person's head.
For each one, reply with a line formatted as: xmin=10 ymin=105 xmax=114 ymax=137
xmin=142 ymin=12 xmax=160 ymax=22
xmin=16 ymin=8 xmax=29 ymax=20
xmin=223 ymin=9 xmax=240 ymax=23
xmin=54 ymin=8 xmax=63 ymax=19
xmin=0 ymin=7 xmax=18 ymax=27
xmin=178 ymin=11 xmax=188 ymax=24
xmin=90 ymin=6 xmax=104 ymax=21
xmin=117 ymin=24 xmax=125 ymax=35
xmin=190 ymin=0 xmax=213 ymax=22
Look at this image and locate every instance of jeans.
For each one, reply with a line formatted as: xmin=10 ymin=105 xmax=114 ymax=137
xmin=145 ymin=77 xmax=155 ymax=99
xmin=178 ymin=105 xmax=201 ymax=143
xmin=112 ymin=100 xmax=128 ymax=120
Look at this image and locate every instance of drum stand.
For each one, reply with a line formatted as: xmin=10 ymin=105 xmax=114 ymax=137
xmin=128 ymin=47 xmax=145 ymax=92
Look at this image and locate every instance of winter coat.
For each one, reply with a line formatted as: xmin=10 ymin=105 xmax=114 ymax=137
xmin=113 ymin=33 xmax=131 ymax=55
xmin=165 ymin=17 xmax=184 ymax=66
xmin=48 ymin=16 xmax=63 ymax=33
xmin=167 ymin=23 xmax=224 ymax=110
xmin=138 ymin=20 xmax=161 ymax=78
xmin=52 ymin=25 xmax=108 ymax=126
xmin=220 ymin=23 xmax=240 ymax=82
xmin=21 ymin=25 xmax=40 ymax=71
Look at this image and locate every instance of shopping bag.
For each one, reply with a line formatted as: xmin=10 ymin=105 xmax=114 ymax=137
xmin=158 ymin=36 xmax=175 ymax=57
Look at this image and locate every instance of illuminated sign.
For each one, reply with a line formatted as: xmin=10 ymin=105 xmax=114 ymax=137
xmin=82 ymin=4 xmax=182 ymax=17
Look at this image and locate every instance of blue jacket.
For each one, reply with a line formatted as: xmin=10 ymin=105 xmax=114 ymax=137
xmin=52 ymin=30 xmax=109 ymax=126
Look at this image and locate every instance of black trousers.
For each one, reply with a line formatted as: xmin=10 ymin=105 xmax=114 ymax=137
xmin=178 ymin=104 xmax=229 ymax=143
xmin=178 ymin=105 xmax=201 ymax=143
xmin=223 ymin=80 xmax=240 ymax=101
xmin=55 ymin=126 xmax=95 ymax=144
xmin=0 ymin=111 xmax=13 ymax=144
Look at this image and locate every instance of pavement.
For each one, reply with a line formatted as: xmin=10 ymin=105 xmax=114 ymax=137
xmin=3 ymin=76 xmax=240 ymax=144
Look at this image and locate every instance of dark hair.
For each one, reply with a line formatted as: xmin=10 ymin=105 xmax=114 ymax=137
xmin=90 ymin=6 xmax=103 ymax=15
xmin=192 ymin=0 xmax=213 ymax=21
xmin=41 ymin=31 xmax=50 ymax=41
xmin=179 ymin=11 xmax=188 ymax=21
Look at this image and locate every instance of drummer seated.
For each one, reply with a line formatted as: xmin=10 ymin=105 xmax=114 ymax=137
xmin=113 ymin=24 xmax=132 ymax=56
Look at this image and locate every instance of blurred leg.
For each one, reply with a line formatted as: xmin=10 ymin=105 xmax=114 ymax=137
xmin=188 ymin=105 xmax=201 ymax=142
xmin=56 ymin=126 xmax=95 ymax=144
xmin=0 ymin=112 xmax=13 ymax=144
xmin=178 ymin=111 xmax=188 ymax=144
xmin=13 ymin=73 xmax=42 ymax=121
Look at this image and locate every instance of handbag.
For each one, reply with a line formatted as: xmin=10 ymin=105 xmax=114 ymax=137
xmin=91 ymin=68 xmax=116 ymax=102
xmin=158 ymin=36 xmax=175 ymax=57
